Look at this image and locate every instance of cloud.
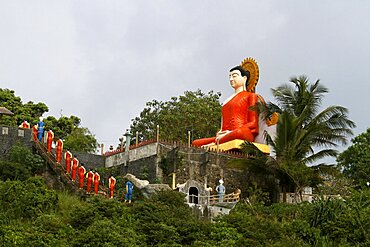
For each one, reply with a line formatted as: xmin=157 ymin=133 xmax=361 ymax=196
xmin=1 ymin=0 xmax=369 ymax=157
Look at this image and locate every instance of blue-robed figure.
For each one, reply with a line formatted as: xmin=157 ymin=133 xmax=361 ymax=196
xmin=37 ymin=120 xmax=45 ymax=141
xmin=125 ymin=181 xmax=134 ymax=203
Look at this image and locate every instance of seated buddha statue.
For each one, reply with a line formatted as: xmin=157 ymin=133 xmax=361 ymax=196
xmin=192 ymin=62 xmax=259 ymax=147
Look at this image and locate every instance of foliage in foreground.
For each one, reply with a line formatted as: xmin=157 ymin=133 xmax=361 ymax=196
xmin=0 ymin=143 xmax=46 ymax=181
xmin=2 ymin=177 xmax=370 ymax=246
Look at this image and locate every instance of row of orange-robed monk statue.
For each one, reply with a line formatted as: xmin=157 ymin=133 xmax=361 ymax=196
xmin=23 ymin=121 xmax=120 ymax=198
xmin=27 ymin=122 xmax=108 ymax=196
xmin=51 ymin=138 xmax=104 ymax=195
xmin=61 ymin=149 xmax=104 ymax=196
xmin=61 ymin=149 xmax=103 ymax=196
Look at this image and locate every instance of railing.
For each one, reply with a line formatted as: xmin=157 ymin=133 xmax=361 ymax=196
xmin=104 ymin=138 xmax=252 ymax=159
xmin=33 ymin=140 xmax=108 ymax=195
xmin=104 ymin=139 xmax=158 ymax=157
xmin=208 ymin=192 xmax=241 ymax=205
xmin=188 ymin=192 xmax=241 ymax=205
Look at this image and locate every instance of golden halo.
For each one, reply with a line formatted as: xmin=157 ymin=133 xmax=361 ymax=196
xmin=240 ymin=57 xmax=259 ymax=92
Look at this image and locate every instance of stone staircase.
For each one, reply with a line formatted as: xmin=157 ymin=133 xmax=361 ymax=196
xmin=33 ymin=140 xmax=108 ymax=196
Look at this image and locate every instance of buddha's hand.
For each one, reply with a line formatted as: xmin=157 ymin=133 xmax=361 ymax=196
xmin=216 ymin=130 xmax=231 ymax=142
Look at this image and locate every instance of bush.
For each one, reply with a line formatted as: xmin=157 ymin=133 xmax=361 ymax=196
xmin=0 ymin=223 xmax=28 ymax=246
xmin=0 ymin=177 xmax=58 ymax=219
xmin=72 ymin=219 xmax=145 ymax=247
xmin=0 ymin=143 xmax=45 ymax=181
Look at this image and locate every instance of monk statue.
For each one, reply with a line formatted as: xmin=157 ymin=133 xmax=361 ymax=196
xmin=192 ymin=58 xmax=260 ymax=147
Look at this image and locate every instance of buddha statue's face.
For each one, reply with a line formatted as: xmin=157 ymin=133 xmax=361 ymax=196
xmin=229 ymin=70 xmax=247 ymax=90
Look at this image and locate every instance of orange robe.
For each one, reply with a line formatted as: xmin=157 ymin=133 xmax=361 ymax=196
xmin=19 ymin=121 xmax=30 ymax=129
xmin=64 ymin=151 xmax=72 ymax=173
xmin=94 ymin=172 xmax=100 ymax=195
xmin=108 ymin=176 xmax=116 ymax=198
xmin=55 ymin=139 xmax=63 ymax=164
xmin=46 ymin=130 xmax=54 ymax=153
xmin=78 ymin=166 xmax=86 ymax=189
xmin=192 ymin=91 xmax=258 ymax=146
xmin=71 ymin=158 xmax=79 ymax=181
xmin=86 ymin=171 xmax=94 ymax=193
xmin=32 ymin=125 xmax=38 ymax=141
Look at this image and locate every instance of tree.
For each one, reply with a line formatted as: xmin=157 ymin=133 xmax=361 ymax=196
xmin=64 ymin=127 xmax=98 ymax=153
xmin=0 ymin=88 xmax=98 ymax=153
xmin=337 ymin=128 xmax=370 ymax=187
xmin=0 ymin=177 xmax=58 ymax=220
xmin=0 ymin=88 xmax=48 ymax=126
xmin=0 ymin=143 xmax=46 ymax=181
xmin=130 ymin=90 xmax=222 ymax=143
xmin=43 ymin=115 xmax=81 ymax=139
xmin=241 ymin=76 xmax=355 ymax=201
xmin=43 ymin=115 xmax=98 ymax=153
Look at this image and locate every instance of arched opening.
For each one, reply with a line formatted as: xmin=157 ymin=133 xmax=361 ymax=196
xmin=189 ymin=187 xmax=199 ymax=204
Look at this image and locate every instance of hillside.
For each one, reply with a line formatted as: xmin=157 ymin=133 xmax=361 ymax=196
xmin=1 ymin=145 xmax=370 ymax=246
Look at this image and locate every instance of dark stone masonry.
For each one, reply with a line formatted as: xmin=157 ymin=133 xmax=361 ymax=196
xmin=1 ymin=124 xmax=252 ymax=198
xmin=0 ymin=125 xmax=104 ymax=171
xmin=0 ymin=125 xmax=33 ymax=155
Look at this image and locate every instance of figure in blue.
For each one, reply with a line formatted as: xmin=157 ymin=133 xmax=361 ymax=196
xmin=125 ymin=180 xmax=134 ymax=204
xmin=216 ymin=179 xmax=226 ymax=202
xmin=37 ymin=119 xmax=45 ymax=142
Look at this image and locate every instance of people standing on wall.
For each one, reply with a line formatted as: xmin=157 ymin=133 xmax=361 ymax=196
xmin=216 ymin=179 xmax=226 ymax=203
xmin=93 ymin=172 xmax=100 ymax=195
xmin=55 ymin=139 xmax=63 ymax=164
xmin=71 ymin=156 xmax=79 ymax=181
xmin=19 ymin=121 xmax=30 ymax=129
xmin=46 ymin=130 xmax=54 ymax=153
xmin=37 ymin=119 xmax=45 ymax=141
xmin=86 ymin=170 xmax=94 ymax=193
xmin=64 ymin=150 xmax=72 ymax=174
xmin=32 ymin=125 xmax=38 ymax=141
xmin=125 ymin=180 xmax=134 ymax=204
xmin=78 ymin=165 xmax=86 ymax=189
xmin=108 ymin=176 xmax=116 ymax=199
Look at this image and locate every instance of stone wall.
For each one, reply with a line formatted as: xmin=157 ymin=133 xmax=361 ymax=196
xmin=0 ymin=126 xmax=33 ymax=156
xmin=1 ymin=124 xmax=256 ymax=200
xmin=124 ymin=155 xmax=158 ymax=182
xmin=105 ymin=143 xmax=158 ymax=167
xmin=0 ymin=125 xmax=104 ymax=171
xmin=170 ymin=146 xmax=247 ymax=195
xmin=104 ymin=141 xmax=251 ymax=197
xmin=70 ymin=151 xmax=105 ymax=170
xmin=0 ymin=125 xmax=251 ymax=197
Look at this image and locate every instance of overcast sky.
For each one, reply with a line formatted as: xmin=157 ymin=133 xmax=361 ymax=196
xmin=1 ymin=1 xmax=369 ymax=158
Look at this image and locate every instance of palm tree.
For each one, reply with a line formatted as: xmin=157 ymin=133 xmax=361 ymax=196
xmin=241 ymin=76 xmax=355 ymax=202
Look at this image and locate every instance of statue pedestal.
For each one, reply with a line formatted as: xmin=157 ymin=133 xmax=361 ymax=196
xmin=207 ymin=139 xmax=270 ymax=154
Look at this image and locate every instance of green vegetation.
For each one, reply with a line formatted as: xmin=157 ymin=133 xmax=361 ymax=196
xmin=2 ymin=177 xmax=370 ymax=246
xmin=43 ymin=115 xmax=98 ymax=152
xmin=130 ymin=90 xmax=222 ymax=143
xmin=0 ymin=143 xmax=46 ymax=181
xmin=2 ymin=136 xmax=370 ymax=246
xmin=337 ymin=128 xmax=370 ymax=187
xmin=240 ymin=76 xmax=355 ymax=201
xmin=1 ymin=79 xmax=367 ymax=245
xmin=0 ymin=88 xmax=48 ymax=126
xmin=0 ymin=88 xmax=98 ymax=153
